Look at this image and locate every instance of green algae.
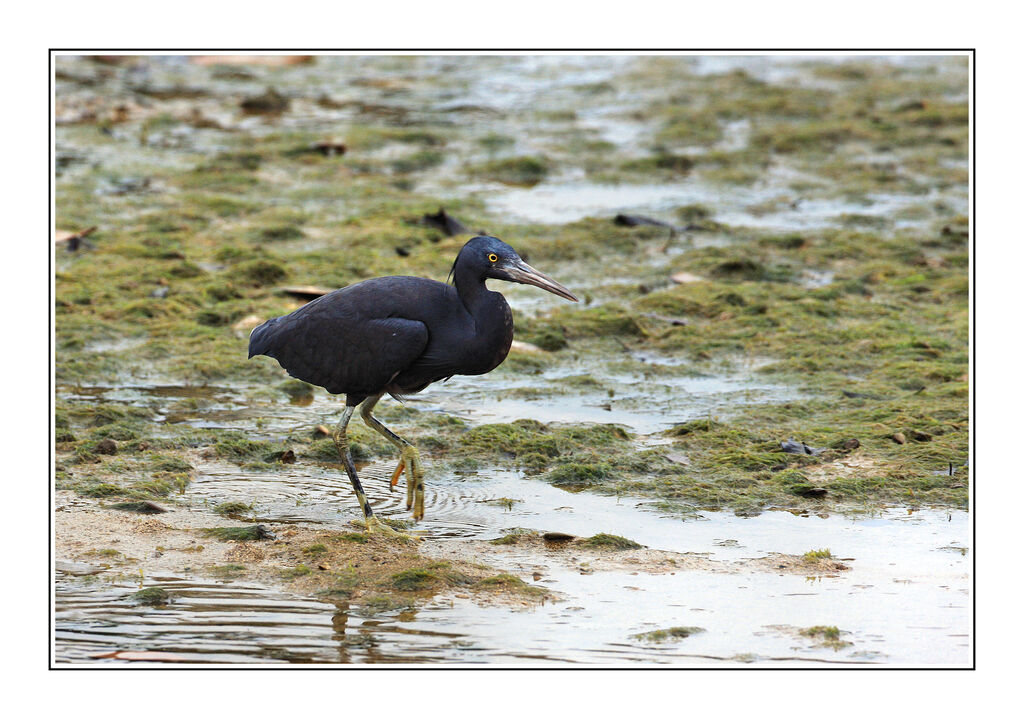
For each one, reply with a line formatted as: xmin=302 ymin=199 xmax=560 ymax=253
xmin=131 ymin=587 xmax=171 ymax=606
xmin=802 ymin=548 xmax=834 ymax=562
xmin=471 ymin=156 xmax=550 ymax=187
xmin=800 ymin=625 xmax=852 ymax=650
xmin=214 ymin=501 xmax=252 ymax=518
xmin=580 ymin=533 xmax=643 ymax=550
xmin=390 ymin=568 xmax=440 ymax=591
xmin=632 ymin=626 xmax=705 ymax=643
xmin=202 ymin=525 xmax=275 ymax=542
xmin=476 ymin=573 xmax=547 ymax=597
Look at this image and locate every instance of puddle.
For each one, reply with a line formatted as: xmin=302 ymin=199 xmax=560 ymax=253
xmin=58 ymin=353 xmax=802 ymax=437
xmin=418 ymin=369 xmax=801 ymax=435
xmin=485 ymin=177 xmax=961 ymax=230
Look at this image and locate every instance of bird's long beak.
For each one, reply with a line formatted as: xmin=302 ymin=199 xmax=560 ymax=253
xmin=504 ymin=259 xmax=579 ymax=302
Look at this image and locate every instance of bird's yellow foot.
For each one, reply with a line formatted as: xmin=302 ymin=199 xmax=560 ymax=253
xmin=391 ymin=445 xmax=425 ymax=521
xmin=364 ymin=515 xmax=423 ymax=542
xmin=389 ymin=459 xmax=405 ymax=490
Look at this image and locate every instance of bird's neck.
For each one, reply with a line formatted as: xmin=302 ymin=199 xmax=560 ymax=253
xmin=453 ymin=265 xmax=495 ymax=316
xmin=453 ymin=268 xmax=514 ymax=374
xmin=454 ymin=268 xmax=512 ymax=338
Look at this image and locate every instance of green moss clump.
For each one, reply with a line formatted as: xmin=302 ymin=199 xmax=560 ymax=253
xmin=150 ymin=455 xmax=193 ymax=474
xmin=252 ymin=224 xmax=303 ymax=243
xmin=633 ymin=626 xmax=705 ymax=642
xmin=801 ymin=625 xmax=840 ymax=640
xmin=390 ymin=568 xmax=440 ymax=591
xmin=489 ymin=528 xmax=535 ymax=545
xmin=336 ymin=532 xmax=368 ymax=543
xmin=131 ymin=587 xmax=171 ymax=606
xmin=89 ymin=420 xmax=143 ymax=442
xmin=667 ymin=419 xmax=726 ymax=436
xmin=80 ymin=483 xmax=122 ymax=497
xmin=622 ymin=152 xmax=695 ymax=175
xmin=303 ymin=543 xmax=328 ymax=556
xmin=581 ymin=533 xmax=643 ymax=550
xmin=213 ymin=435 xmax=277 ymax=462
xmin=476 ymin=573 xmax=546 ymax=597
xmin=556 ymin=305 xmax=643 ymax=338
xmin=202 ymin=525 xmax=275 ymax=541
xmin=489 ymin=534 xmax=520 ymax=546
xmin=802 ymin=548 xmax=834 ymax=562
xmin=546 ymin=461 xmax=614 ymax=488
xmin=232 ymin=259 xmax=288 ymax=286
xmin=214 ymin=501 xmax=251 ymax=517
xmin=111 ymin=501 xmax=166 ymax=514
xmin=281 ymin=564 xmax=312 ymax=578
xmin=800 ymin=625 xmax=851 ymax=650
xmin=456 ymin=420 xmax=629 ymax=468
xmin=471 ymin=156 xmax=549 ymax=187
xmin=518 ymin=323 xmax=568 ymax=351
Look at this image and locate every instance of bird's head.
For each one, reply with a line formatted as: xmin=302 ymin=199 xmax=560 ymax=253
xmin=451 ymin=236 xmax=578 ymax=302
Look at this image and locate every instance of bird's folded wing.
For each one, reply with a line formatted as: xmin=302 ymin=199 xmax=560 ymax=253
xmin=254 ymin=310 xmax=429 ymax=396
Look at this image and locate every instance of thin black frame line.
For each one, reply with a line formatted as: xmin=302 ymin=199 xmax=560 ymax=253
xmin=49 ymin=48 xmax=976 ymax=671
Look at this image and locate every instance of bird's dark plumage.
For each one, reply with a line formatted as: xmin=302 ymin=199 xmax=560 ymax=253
xmin=247 ymin=235 xmax=577 ymax=529
xmin=248 ymin=236 xmax=576 ymax=405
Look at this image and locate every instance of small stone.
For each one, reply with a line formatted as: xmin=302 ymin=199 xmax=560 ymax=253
xmin=112 ymin=501 xmax=167 ymax=514
xmin=313 ymin=139 xmax=347 ymax=157
xmin=317 ymin=563 xmax=330 ymax=571
xmin=240 ymin=87 xmax=289 ymax=114
xmin=314 ymin=425 xmax=330 ymax=436
xmin=670 ymin=271 xmax=706 ymax=284
xmin=892 ymin=432 xmax=907 ymax=445
xmin=543 ymin=532 xmax=575 ymax=543
xmin=95 ymin=438 xmax=118 ymax=455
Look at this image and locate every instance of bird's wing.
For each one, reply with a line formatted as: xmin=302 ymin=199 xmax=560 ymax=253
xmin=250 ymin=299 xmax=429 ymax=397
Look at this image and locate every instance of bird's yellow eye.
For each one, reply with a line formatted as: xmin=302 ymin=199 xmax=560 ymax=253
xmin=488 ymin=253 xmax=498 ymax=263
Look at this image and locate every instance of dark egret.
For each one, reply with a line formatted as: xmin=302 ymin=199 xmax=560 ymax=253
xmin=248 ymin=236 xmax=577 ymax=536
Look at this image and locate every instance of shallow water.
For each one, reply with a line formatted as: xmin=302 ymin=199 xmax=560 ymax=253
xmin=58 ymin=347 xmax=803 ymax=438
xmin=56 ymin=451 xmax=971 ymax=664
xmin=485 ymin=177 xmax=955 ymax=230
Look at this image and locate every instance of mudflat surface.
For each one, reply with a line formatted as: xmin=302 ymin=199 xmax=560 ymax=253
xmin=54 ymin=54 xmax=970 ymax=664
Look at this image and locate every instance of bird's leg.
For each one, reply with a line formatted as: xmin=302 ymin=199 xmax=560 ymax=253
xmin=360 ymin=394 xmax=426 ymax=521
xmin=333 ymin=404 xmax=419 ymax=540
